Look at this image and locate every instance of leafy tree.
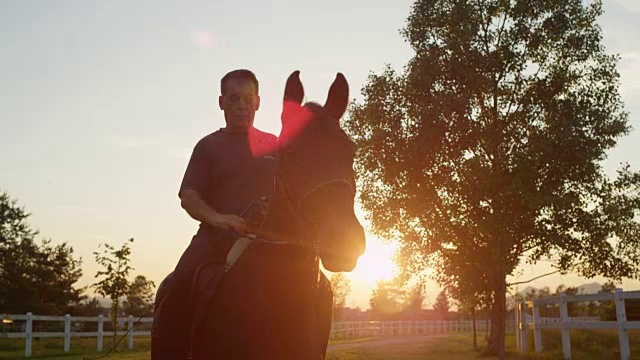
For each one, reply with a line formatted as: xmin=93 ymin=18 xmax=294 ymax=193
xmin=433 ymin=290 xmax=450 ymax=319
xmin=599 ymin=281 xmax=617 ymax=294
xmin=596 ymin=281 xmax=640 ymax=321
xmin=557 ymin=286 xmax=583 ymax=317
xmin=70 ymin=297 xmax=105 ymax=317
xmin=328 ymin=273 xmax=351 ymax=320
xmin=369 ymin=280 xmax=405 ymax=320
xmin=122 ymin=275 xmax=156 ymax=317
xmin=0 ymin=191 xmax=84 ymax=314
xmin=456 ymin=297 xmax=480 ymax=348
xmin=403 ymin=280 xmax=426 ymax=316
xmin=449 ymin=281 xmax=492 ymax=349
xmin=92 ymin=238 xmax=134 ymax=347
xmin=344 ymin=0 xmax=640 ymax=356
xmin=598 ymin=281 xmax=617 ymax=321
xmin=68 ymin=297 xmax=106 ymax=332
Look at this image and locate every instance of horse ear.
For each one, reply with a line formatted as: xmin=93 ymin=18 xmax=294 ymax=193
xmin=323 ymin=73 xmax=349 ymax=121
xmin=282 ymin=71 xmax=304 ymax=125
xmin=284 ymin=70 xmax=304 ymax=105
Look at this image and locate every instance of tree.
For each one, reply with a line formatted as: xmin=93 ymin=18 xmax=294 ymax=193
xmin=595 ymin=281 xmax=640 ymax=321
xmin=70 ymin=297 xmax=105 ymax=317
xmin=0 ymin=191 xmax=85 ymax=314
xmin=328 ymin=273 xmax=351 ymax=320
xmin=455 ymin=296 xmax=480 ymax=348
xmin=92 ymin=238 xmax=134 ymax=347
xmin=369 ymin=280 xmax=405 ymax=320
xmin=344 ymin=0 xmax=640 ymax=356
xmin=598 ymin=281 xmax=617 ymax=321
xmin=122 ymin=275 xmax=156 ymax=317
xmin=433 ymin=290 xmax=450 ymax=319
xmin=403 ymin=280 xmax=426 ymax=316
xmin=448 ymin=281 xmax=491 ymax=349
xmin=69 ymin=297 xmax=106 ymax=332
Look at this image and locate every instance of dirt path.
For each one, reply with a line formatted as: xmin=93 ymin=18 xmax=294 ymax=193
xmin=326 ymin=335 xmax=444 ymax=351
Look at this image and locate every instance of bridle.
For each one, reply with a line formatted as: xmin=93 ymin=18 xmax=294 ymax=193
xmin=243 ymin=135 xmax=356 ymax=257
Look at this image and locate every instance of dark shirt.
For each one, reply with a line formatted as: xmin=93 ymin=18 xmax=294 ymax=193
xmin=179 ymin=127 xmax=278 ymax=238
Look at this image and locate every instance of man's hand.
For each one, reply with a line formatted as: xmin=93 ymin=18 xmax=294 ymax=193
xmin=180 ymin=188 xmax=248 ymax=234
xmin=211 ymin=213 xmax=247 ymax=233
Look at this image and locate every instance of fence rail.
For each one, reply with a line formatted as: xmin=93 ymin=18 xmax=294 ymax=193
xmin=516 ymin=288 xmax=640 ymax=360
xmin=0 ymin=313 xmax=512 ymax=357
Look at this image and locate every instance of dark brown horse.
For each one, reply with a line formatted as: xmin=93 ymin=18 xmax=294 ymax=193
xmin=152 ymin=71 xmax=366 ymax=359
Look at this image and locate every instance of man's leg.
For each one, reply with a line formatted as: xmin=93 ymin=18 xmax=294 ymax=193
xmin=152 ymin=235 xmax=219 ymax=357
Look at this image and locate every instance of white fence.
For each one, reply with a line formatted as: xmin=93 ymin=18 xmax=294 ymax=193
xmin=516 ymin=288 xmax=640 ymax=360
xmin=0 ymin=313 xmax=153 ymax=357
xmin=329 ymin=318 xmax=509 ymax=338
xmin=0 ymin=313 xmax=511 ymax=357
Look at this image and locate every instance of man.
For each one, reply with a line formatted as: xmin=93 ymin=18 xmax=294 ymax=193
xmin=152 ymin=69 xmax=277 ymax=358
xmin=179 ymin=68 xmax=277 ymax=239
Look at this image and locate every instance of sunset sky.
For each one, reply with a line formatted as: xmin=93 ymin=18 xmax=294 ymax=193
xmin=2 ymin=0 xmax=640 ymax=310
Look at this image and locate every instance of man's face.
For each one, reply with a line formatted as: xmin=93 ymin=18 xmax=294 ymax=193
xmin=219 ymin=79 xmax=260 ymax=132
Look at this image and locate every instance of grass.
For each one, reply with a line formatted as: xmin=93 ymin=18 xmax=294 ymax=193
xmin=1 ymin=331 xmax=639 ymax=359
xmin=0 ymin=337 xmax=151 ymax=360
xmin=518 ymin=328 xmax=640 ymax=360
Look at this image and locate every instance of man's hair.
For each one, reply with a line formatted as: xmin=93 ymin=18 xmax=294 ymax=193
xmin=221 ymin=69 xmax=259 ymax=95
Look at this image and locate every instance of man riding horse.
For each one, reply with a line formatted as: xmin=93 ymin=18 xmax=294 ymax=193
xmin=152 ymin=69 xmax=335 ymax=359
xmin=152 ymin=69 xmax=365 ymax=359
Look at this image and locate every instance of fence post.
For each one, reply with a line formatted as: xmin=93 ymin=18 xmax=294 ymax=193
xmin=521 ymin=302 xmax=528 ymax=352
xmin=25 ymin=312 xmax=33 ymax=358
xmin=533 ymin=300 xmax=542 ymax=353
xmin=559 ymin=293 xmax=571 ymax=360
xmin=515 ymin=302 xmax=521 ymax=351
xmin=128 ymin=315 xmax=134 ymax=350
xmin=97 ymin=315 xmax=104 ymax=351
xmin=614 ymin=289 xmax=630 ymax=360
xmin=64 ymin=314 xmax=71 ymax=352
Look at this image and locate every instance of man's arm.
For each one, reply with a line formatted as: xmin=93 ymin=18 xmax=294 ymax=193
xmin=179 ymin=188 xmax=246 ymax=233
xmin=179 ymin=138 xmax=246 ymax=233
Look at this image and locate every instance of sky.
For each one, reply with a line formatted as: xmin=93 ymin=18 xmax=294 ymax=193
xmin=1 ymin=0 xmax=639 ymax=310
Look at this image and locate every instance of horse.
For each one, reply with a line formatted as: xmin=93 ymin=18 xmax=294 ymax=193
xmin=151 ymin=70 xmax=366 ymax=359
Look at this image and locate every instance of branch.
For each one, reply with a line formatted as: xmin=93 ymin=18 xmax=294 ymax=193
xmin=507 ymin=269 xmax=561 ymax=286
xmin=507 ymin=260 xmax=587 ymax=287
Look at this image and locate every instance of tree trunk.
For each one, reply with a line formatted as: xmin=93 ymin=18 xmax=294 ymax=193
xmin=472 ymin=306 xmax=477 ymax=349
xmin=487 ymin=276 xmax=507 ymax=358
xmin=112 ymin=300 xmax=119 ymax=350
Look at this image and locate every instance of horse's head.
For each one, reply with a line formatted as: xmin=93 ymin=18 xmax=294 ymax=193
xmin=276 ymin=71 xmax=366 ymax=272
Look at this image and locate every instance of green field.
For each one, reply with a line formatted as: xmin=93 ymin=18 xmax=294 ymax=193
xmin=1 ymin=330 xmax=639 ymax=359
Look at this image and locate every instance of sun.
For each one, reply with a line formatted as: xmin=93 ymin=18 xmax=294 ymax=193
xmin=342 ymin=236 xmax=399 ymax=286
xmin=319 ymin=233 xmax=402 ymax=309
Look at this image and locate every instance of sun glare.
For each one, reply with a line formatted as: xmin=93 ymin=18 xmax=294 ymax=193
xmin=343 ymin=237 xmax=399 ymax=286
